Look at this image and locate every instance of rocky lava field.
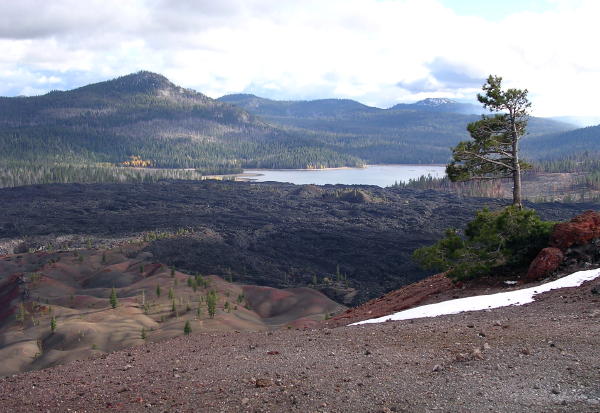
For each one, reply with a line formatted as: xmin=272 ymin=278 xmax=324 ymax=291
xmin=0 ymin=180 xmax=596 ymax=304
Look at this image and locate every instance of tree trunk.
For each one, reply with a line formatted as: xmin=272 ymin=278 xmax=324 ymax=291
xmin=511 ymin=120 xmax=523 ymax=209
xmin=513 ymin=161 xmax=522 ymax=209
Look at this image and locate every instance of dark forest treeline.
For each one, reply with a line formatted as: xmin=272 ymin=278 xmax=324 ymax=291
xmin=0 ymin=162 xmax=210 ymax=189
xmin=531 ymin=151 xmax=600 ymax=173
xmin=393 ymin=151 xmax=600 ymax=203
xmin=391 ymin=175 xmax=509 ymax=199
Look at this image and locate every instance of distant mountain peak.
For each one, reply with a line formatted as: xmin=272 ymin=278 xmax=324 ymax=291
xmin=126 ymin=70 xmax=171 ymax=83
xmin=108 ymin=71 xmax=174 ymax=93
xmin=75 ymin=70 xmax=182 ymax=96
xmin=414 ymin=98 xmax=457 ymax=106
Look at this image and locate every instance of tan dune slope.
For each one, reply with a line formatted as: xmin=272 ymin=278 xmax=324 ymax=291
xmin=0 ymin=244 xmax=344 ymax=376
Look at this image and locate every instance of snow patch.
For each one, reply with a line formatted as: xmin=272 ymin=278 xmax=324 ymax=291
xmin=350 ymin=269 xmax=600 ymax=326
xmin=415 ymin=98 xmax=456 ymax=106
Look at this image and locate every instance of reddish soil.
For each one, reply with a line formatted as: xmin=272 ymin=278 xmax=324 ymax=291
xmin=326 ymin=273 xmax=454 ymax=327
xmin=0 ymin=274 xmax=21 ymax=324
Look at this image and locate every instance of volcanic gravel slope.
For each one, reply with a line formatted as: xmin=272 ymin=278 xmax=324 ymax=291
xmin=1 ymin=276 xmax=598 ymax=412
xmin=1 ymin=180 xmax=596 ymax=303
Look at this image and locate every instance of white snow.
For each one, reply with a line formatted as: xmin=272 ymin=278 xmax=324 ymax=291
xmin=350 ymin=269 xmax=600 ymax=326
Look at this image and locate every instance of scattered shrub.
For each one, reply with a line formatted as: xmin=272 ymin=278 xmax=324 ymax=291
xmin=413 ymin=206 xmax=555 ymax=280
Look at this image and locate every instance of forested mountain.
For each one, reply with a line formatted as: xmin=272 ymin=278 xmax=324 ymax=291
xmin=218 ymin=95 xmax=484 ymax=116
xmin=388 ymin=97 xmax=484 ymax=115
xmin=0 ymin=71 xmax=363 ymax=172
xmin=522 ymin=124 xmax=600 ymax=159
xmin=0 ymin=71 xmax=581 ymax=183
xmin=218 ymin=94 xmax=380 ymax=118
xmin=219 ymin=94 xmax=575 ymax=164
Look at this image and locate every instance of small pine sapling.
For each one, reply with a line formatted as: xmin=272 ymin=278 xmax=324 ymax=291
xmin=109 ymin=287 xmax=118 ymax=309
xmin=50 ymin=316 xmax=57 ymax=333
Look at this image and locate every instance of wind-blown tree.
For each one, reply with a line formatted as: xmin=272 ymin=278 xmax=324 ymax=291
xmin=446 ymin=75 xmax=531 ymax=208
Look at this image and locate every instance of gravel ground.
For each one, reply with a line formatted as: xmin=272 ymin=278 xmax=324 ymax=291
xmin=1 ymin=276 xmax=599 ymax=413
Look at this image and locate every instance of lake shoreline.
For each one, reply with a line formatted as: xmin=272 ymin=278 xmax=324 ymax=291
xmin=224 ymin=164 xmax=447 ymax=187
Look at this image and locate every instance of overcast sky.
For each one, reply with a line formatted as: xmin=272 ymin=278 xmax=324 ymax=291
xmin=1 ymin=0 xmax=598 ymax=117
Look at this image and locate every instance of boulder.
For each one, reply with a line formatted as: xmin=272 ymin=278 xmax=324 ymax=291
xmin=550 ymin=210 xmax=600 ymax=250
xmin=526 ymin=247 xmax=564 ymax=281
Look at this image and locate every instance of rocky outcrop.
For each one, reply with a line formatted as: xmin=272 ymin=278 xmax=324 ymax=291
xmin=527 ymin=210 xmax=600 ymax=280
xmin=526 ymin=248 xmax=564 ymax=281
xmin=317 ymin=284 xmax=358 ymax=306
xmin=550 ymin=210 xmax=600 ymax=250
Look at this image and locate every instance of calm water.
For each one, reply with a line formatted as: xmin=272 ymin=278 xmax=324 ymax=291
xmin=242 ymin=164 xmax=446 ymax=187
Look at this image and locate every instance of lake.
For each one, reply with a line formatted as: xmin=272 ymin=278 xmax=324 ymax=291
xmin=241 ymin=164 xmax=446 ymax=187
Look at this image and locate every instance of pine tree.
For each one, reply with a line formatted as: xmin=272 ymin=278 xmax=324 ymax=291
xmin=50 ymin=316 xmax=57 ymax=333
xmin=15 ymin=302 xmax=27 ymax=324
xmin=447 ymin=75 xmax=531 ymax=209
xmin=156 ymin=284 xmax=161 ymax=297
xmin=184 ymin=320 xmax=191 ymax=335
xmin=168 ymin=287 xmax=174 ymax=300
xmin=141 ymin=327 xmax=147 ymax=340
xmin=110 ymin=287 xmax=118 ymax=309
xmin=206 ymin=290 xmax=217 ymax=318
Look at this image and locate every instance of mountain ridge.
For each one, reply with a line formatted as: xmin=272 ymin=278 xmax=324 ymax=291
xmin=218 ymin=90 xmax=575 ymax=163
xmin=0 ymin=71 xmax=364 ymax=171
xmin=0 ymin=71 xmax=582 ymax=175
xmin=522 ymin=123 xmax=600 ymax=159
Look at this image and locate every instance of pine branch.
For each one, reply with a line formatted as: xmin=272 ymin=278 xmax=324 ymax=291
xmin=458 ymin=150 xmax=514 ymax=170
xmin=464 ymin=175 xmax=512 ymax=180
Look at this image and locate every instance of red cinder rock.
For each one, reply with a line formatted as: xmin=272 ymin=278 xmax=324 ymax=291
xmin=526 ymin=247 xmax=564 ymax=281
xmin=550 ymin=210 xmax=600 ymax=250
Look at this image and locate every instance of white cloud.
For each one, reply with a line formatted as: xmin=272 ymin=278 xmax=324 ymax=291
xmin=0 ymin=0 xmax=599 ymax=116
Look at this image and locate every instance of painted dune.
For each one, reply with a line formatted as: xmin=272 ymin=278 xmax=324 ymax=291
xmin=0 ymin=245 xmax=345 ymax=376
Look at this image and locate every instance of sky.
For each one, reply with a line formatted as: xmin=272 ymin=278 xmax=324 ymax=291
xmin=1 ymin=0 xmax=599 ymax=118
